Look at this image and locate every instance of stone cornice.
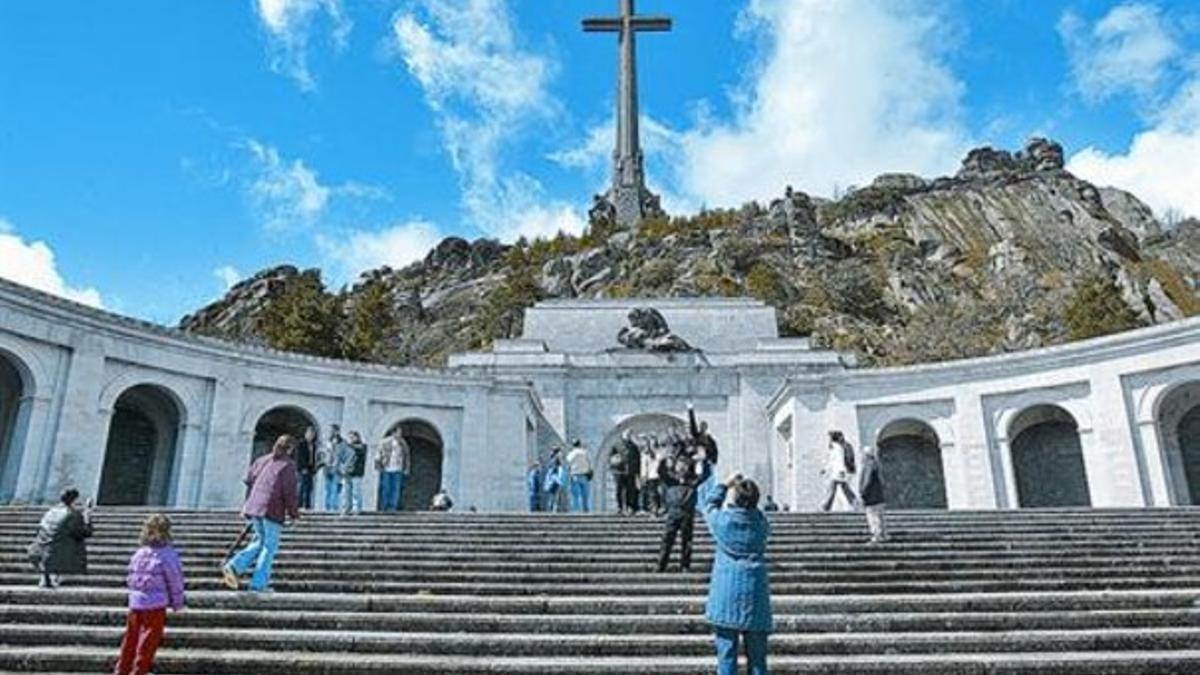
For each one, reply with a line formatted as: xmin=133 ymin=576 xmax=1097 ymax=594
xmin=0 ymin=277 xmax=524 ymax=392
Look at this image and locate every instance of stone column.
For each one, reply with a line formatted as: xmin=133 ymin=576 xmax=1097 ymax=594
xmin=955 ymin=392 xmax=1001 ymax=509
xmin=46 ymin=339 xmax=107 ymax=502
xmin=200 ymin=373 xmax=247 ymax=508
xmin=9 ymin=393 xmax=57 ymax=504
xmin=1086 ymin=373 xmax=1146 ymax=507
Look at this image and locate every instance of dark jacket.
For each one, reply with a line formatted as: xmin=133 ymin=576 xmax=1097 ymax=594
xmin=294 ymin=438 xmax=316 ymax=474
xmin=28 ymin=504 xmax=93 ymax=575
xmin=688 ymin=408 xmax=719 ymax=464
xmin=243 ymin=453 xmax=300 ymax=524
xmin=660 ymin=458 xmax=712 ymax=517
xmin=859 ymin=453 xmax=886 ymax=507
xmin=621 ymin=439 xmax=641 ymax=477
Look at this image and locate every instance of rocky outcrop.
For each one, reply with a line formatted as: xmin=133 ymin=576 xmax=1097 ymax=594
xmin=181 ymin=139 xmax=1198 ymax=367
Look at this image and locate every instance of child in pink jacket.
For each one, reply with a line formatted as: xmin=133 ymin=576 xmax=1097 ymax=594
xmin=113 ymin=514 xmax=186 ymax=675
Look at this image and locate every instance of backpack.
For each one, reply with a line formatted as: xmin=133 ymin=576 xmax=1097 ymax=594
xmin=843 ymin=442 xmax=856 ymax=474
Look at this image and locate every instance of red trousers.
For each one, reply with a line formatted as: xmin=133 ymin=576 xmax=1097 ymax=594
xmin=113 ymin=608 xmax=166 ymax=675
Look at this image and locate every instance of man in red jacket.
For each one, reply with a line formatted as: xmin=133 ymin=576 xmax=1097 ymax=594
xmin=222 ymin=435 xmax=300 ymax=593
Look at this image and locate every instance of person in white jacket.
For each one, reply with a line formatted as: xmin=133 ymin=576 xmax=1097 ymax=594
xmin=565 ymin=440 xmax=593 ymax=513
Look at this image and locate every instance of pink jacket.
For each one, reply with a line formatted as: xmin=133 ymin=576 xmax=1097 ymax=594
xmin=126 ymin=544 xmax=186 ymax=611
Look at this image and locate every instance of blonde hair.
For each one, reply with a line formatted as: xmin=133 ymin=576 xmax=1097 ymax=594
xmin=140 ymin=514 xmax=173 ymax=547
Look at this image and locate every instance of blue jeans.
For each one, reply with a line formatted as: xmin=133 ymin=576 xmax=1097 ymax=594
xmin=714 ymin=628 xmax=768 ymax=675
xmin=569 ymin=475 xmax=591 ymax=513
xmin=227 ymin=517 xmax=282 ymax=592
xmin=378 ymin=471 xmax=407 ymax=511
xmin=322 ymin=471 xmax=341 ymax=511
xmin=341 ymin=476 xmax=363 ymax=514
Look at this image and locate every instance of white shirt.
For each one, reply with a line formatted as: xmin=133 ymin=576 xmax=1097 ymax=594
xmin=566 ymin=447 xmax=591 ymax=476
xmin=826 ymin=441 xmax=850 ymax=481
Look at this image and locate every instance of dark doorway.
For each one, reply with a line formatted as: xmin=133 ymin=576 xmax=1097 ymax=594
xmin=388 ymin=419 xmax=443 ymax=511
xmin=1010 ymin=405 xmax=1090 ymax=508
xmin=877 ymin=420 xmax=948 ymax=509
xmin=1176 ymin=405 xmax=1200 ymax=505
xmin=253 ymin=407 xmax=317 ymax=462
xmin=98 ymin=385 xmax=182 ymax=506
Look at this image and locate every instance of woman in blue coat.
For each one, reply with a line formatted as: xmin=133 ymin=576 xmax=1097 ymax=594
xmin=701 ymin=470 xmax=773 ymax=675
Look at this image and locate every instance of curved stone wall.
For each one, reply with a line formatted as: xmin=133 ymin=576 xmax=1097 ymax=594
xmin=0 ymin=278 xmax=549 ymax=509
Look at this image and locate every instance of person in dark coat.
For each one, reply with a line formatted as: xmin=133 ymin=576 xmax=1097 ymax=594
xmin=656 ymin=453 xmax=712 ymax=573
xmin=295 ymin=426 xmax=317 ymax=510
xmin=28 ymin=488 xmax=93 ymax=587
xmin=858 ymin=445 xmax=889 ymax=543
xmin=702 ymin=472 xmax=773 ymax=675
xmin=687 ymin=402 xmax=719 ymax=465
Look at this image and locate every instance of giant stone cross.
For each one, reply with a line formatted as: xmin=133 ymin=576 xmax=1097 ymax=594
xmin=584 ymin=0 xmax=671 ymax=229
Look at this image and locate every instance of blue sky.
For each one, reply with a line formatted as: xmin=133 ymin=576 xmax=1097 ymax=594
xmin=1 ymin=0 xmax=1198 ymax=323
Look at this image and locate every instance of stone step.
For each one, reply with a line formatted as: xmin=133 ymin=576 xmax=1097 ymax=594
xmin=5 ymin=624 xmax=1200 ymax=657
xmin=6 ymin=574 xmax=1200 ymax=596
xmin=5 ymin=604 xmax=1197 ymax=634
xmin=2 ymin=647 xmax=1200 ymax=674
xmin=3 ymin=588 xmax=1197 ymax=615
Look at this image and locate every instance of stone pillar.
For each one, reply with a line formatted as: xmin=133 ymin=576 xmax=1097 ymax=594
xmin=200 ymin=373 xmax=247 ymax=508
xmin=9 ymin=393 xmax=58 ymax=504
xmin=955 ymin=393 xmax=1001 ymax=509
xmin=1134 ymin=418 xmax=1176 ymax=505
xmin=46 ymin=340 xmax=108 ymax=503
xmin=1087 ymin=373 xmax=1151 ymax=507
xmin=173 ymin=419 xmax=210 ymax=508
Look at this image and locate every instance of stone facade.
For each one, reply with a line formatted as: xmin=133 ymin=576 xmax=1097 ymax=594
xmin=3 ymin=278 xmax=1200 ymax=512
xmin=0 ymin=278 xmax=552 ymax=510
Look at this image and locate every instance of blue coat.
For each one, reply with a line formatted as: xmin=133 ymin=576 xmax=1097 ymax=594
xmin=701 ymin=475 xmax=773 ymax=633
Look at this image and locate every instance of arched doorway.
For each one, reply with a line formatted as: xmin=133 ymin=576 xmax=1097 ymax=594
xmin=386 ymin=419 xmax=443 ymax=511
xmin=876 ymin=419 xmax=947 ymax=509
xmin=1009 ymin=404 xmax=1090 ymax=508
xmin=252 ymin=406 xmax=318 ymax=462
xmin=98 ymin=384 xmax=183 ymax=506
xmin=0 ymin=351 xmax=32 ymax=503
xmin=595 ymin=414 xmax=688 ymax=512
xmin=1154 ymin=381 xmax=1200 ymax=505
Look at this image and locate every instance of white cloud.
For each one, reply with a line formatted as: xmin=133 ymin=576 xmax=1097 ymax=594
xmin=0 ymin=219 xmax=103 ymax=307
xmin=254 ymin=0 xmax=351 ymax=92
xmin=1063 ymin=7 xmax=1200 ymax=219
xmin=392 ymin=0 xmax=586 ymax=241
xmin=213 ymin=265 xmax=242 ymax=292
xmin=666 ymin=0 xmax=970 ymax=206
xmin=1068 ymin=75 xmax=1200 ymax=219
xmin=316 ymin=221 xmax=444 ymax=280
xmin=1059 ymin=3 xmax=1179 ymax=103
xmin=243 ymin=139 xmax=387 ymax=231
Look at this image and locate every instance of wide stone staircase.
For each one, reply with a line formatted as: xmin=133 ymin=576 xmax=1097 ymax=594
xmin=1 ymin=506 xmax=1200 ymax=673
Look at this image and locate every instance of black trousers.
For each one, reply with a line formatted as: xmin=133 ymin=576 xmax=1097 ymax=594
xmin=616 ymin=475 xmax=639 ymax=512
xmin=641 ymin=479 xmax=662 ymax=513
xmin=657 ymin=512 xmax=694 ymax=571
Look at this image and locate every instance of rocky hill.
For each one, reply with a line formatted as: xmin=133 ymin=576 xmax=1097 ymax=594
xmin=180 ymin=138 xmax=1199 ymax=368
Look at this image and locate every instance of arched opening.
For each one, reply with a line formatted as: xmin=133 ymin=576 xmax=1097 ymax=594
xmin=0 ymin=351 xmax=32 ymax=503
xmin=876 ymin=419 xmax=948 ymax=509
xmin=386 ymin=419 xmax=443 ymax=511
xmin=252 ymin=406 xmax=319 ymax=462
xmin=1009 ymin=404 xmax=1090 ymax=508
xmin=98 ymin=384 xmax=183 ymax=506
xmin=1154 ymin=381 xmax=1200 ymax=505
xmin=595 ymin=414 xmax=688 ymax=512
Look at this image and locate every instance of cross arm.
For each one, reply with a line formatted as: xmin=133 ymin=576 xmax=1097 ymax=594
xmin=583 ymin=17 xmax=673 ymax=33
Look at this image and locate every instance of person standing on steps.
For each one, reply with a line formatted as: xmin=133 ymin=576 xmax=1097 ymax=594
xmin=375 ymin=427 xmax=411 ymax=512
xmin=859 ymin=444 xmax=889 ymax=543
xmin=566 ymin=439 xmax=593 ymax=513
xmin=657 ymin=451 xmax=712 ymax=573
xmin=687 ymin=401 xmax=719 ymax=465
xmin=113 ymin=514 xmax=186 ymax=675
xmin=639 ymin=439 xmax=664 ymax=516
xmin=338 ymin=431 xmax=368 ymax=515
xmin=526 ymin=461 xmax=543 ymax=512
xmin=295 ymin=425 xmax=317 ymax=511
xmin=702 ymin=471 xmax=773 ymax=675
xmin=317 ymin=425 xmax=344 ymax=512
xmin=27 ymin=488 xmax=93 ymax=588
xmin=819 ymin=430 xmax=860 ymax=512
xmin=608 ymin=444 xmax=630 ymax=514
xmin=223 ymin=435 xmax=300 ymax=593
xmin=543 ymin=447 xmax=567 ymax=513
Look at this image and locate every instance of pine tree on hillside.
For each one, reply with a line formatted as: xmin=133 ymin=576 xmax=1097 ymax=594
xmin=259 ymin=271 xmax=341 ymax=358
xmin=342 ymin=280 xmax=397 ymax=362
xmin=1064 ymin=274 xmax=1145 ymax=341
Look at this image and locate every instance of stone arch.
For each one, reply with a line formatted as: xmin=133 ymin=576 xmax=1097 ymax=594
xmin=383 ymin=418 xmax=443 ymax=511
xmin=1008 ymin=404 xmax=1090 ymax=508
xmin=595 ymin=413 xmax=688 ymax=512
xmin=98 ymin=384 xmax=185 ymax=506
xmin=876 ymin=418 xmax=948 ymax=509
xmin=252 ymin=406 xmax=320 ymax=462
xmin=0 ymin=349 xmax=35 ymax=503
xmin=1153 ymin=380 xmax=1200 ymax=505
